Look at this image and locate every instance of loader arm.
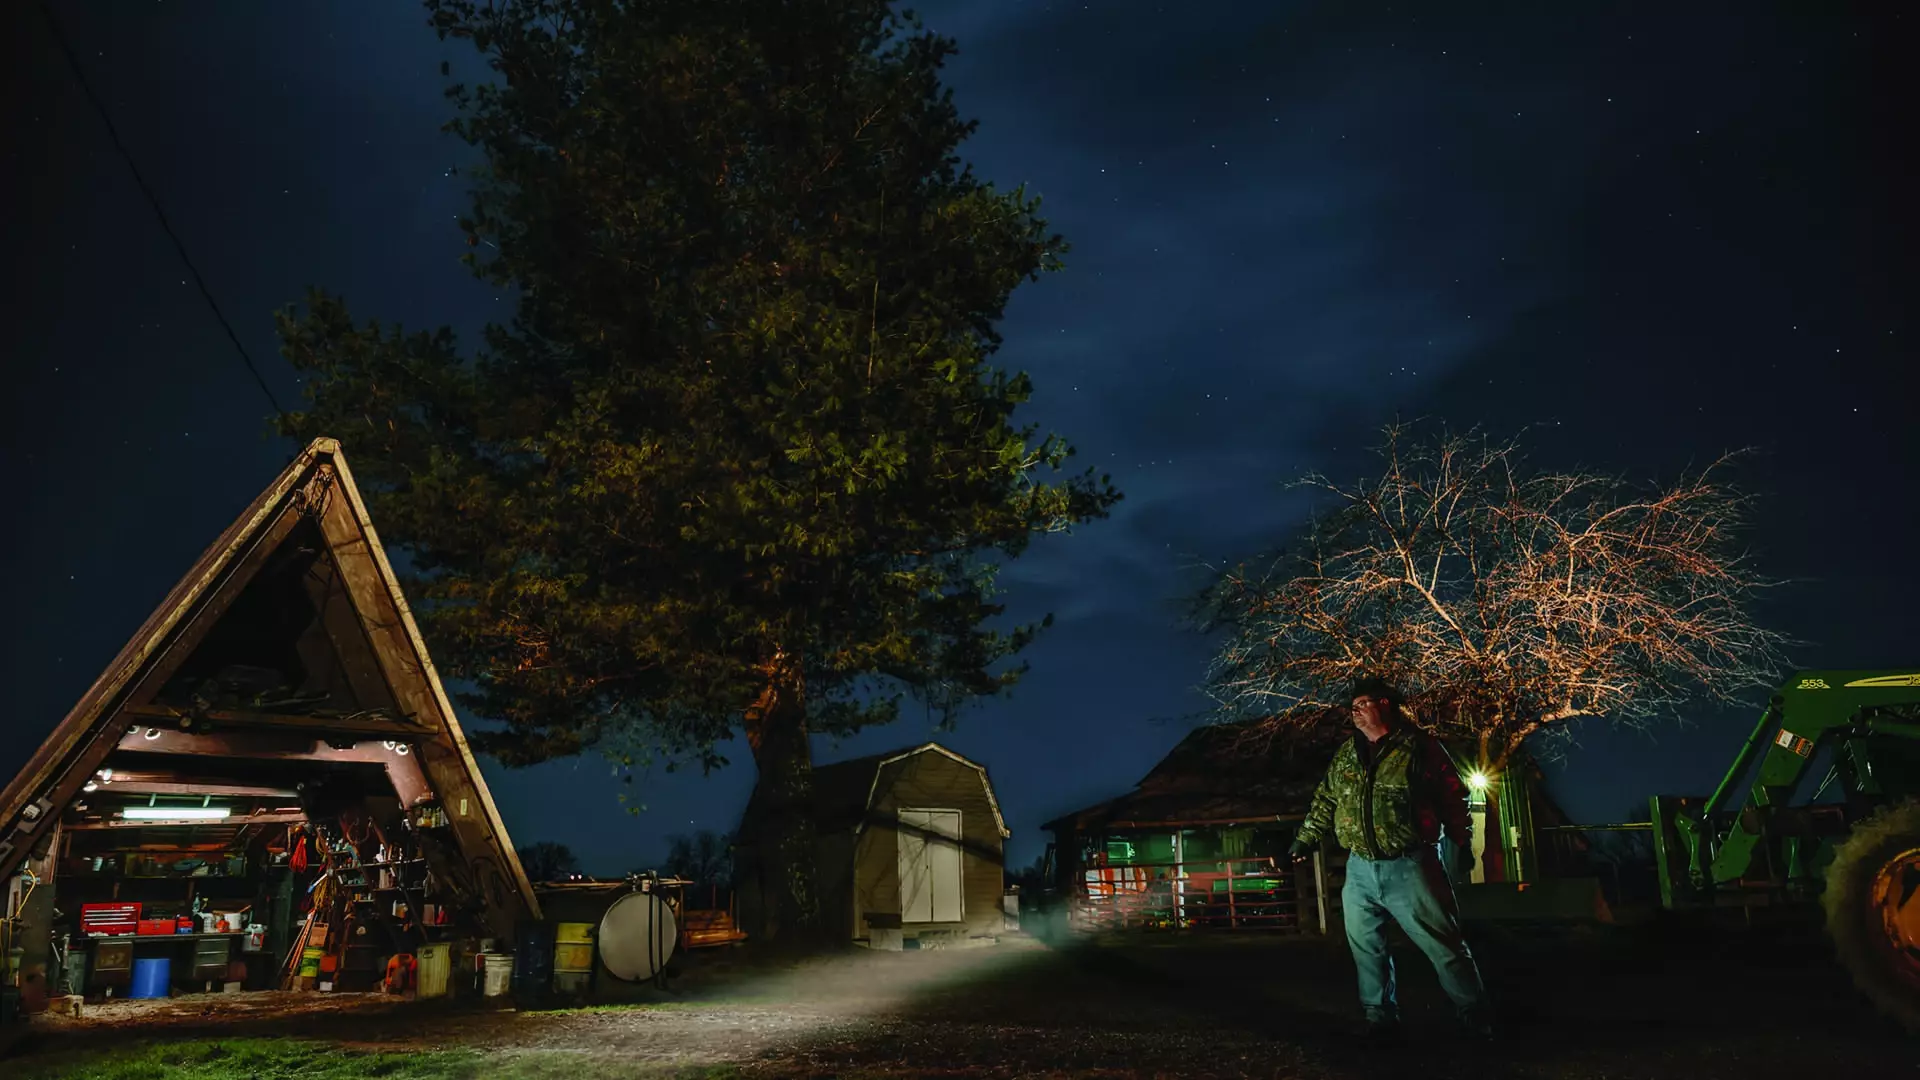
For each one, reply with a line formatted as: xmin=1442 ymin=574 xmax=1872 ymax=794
xmin=1679 ymin=671 xmax=1920 ymax=895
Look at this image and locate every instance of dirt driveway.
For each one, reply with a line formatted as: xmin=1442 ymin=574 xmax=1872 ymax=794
xmin=13 ymin=921 xmax=1918 ymax=1079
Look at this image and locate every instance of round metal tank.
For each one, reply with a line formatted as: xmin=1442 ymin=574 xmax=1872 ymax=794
xmin=597 ymin=892 xmax=678 ymax=982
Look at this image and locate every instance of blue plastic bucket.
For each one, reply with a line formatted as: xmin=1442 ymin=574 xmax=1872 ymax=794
xmin=130 ymin=957 xmax=171 ymax=999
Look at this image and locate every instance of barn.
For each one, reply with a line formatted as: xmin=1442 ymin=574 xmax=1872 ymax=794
xmin=1041 ymin=720 xmax=1331 ymax=934
xmin=734 ymin=743 xmax=1010 ymax=949
xmin=1039 ymin=718 xmax=1607 ymax=933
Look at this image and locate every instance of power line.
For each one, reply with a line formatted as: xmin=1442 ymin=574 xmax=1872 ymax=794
xmin=38 ymin=3 xmax=290 ymax=423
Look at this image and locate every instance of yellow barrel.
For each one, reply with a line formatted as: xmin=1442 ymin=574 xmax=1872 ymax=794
xmin=554 ymin=921 xmax=595 ymax=976
xmin=553 ymin=942 xmax=593 ymax=974
xmin=297 ymin=947 xmax=324 ymax=978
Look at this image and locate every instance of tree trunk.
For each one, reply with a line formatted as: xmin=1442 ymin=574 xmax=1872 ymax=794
xmin=742 ymin=648 xmax=824 ymax=947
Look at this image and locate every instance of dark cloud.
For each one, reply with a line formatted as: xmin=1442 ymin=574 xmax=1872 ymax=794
xmin=6 ymin=2 xmax=1914 ymax=871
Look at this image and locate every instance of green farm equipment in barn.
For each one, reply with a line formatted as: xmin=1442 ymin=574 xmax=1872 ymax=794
xmin=1650 ymin=669 xmax=1920 ymax=1029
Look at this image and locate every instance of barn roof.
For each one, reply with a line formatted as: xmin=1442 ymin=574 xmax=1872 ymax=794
xmin=0 ymin=438 xmax=540 ymax=932
xmin=737 ymin=742 xmax=1009 ymax=843
xmin=1043 ymin=717 xmax=1342 ymax=833
xmin=1044 ymin=714 xmax=1576 ymax=836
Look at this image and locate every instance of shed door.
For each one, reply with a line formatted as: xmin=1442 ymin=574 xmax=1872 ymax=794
xmin=897 ymin=808 xmax=964 ymax=923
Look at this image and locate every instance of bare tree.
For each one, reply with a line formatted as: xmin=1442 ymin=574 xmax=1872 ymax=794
xmin=516 ymin=841 xmax=582 ymax=883
xmin=664 ymin=830 xmax=734 ymax=889
xmin=1008 ymin=851 xmax=1050 ymax=894
xmin=1194 ymin=423 xmax=1788 ymax=773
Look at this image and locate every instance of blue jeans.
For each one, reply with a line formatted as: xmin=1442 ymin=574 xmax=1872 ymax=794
xmin=1340 ymin=842 xmax=1489 ymax=1027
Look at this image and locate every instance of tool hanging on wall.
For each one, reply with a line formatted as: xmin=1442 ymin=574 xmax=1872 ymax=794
xmin=289 ymin=828 xmax=311 ymax=874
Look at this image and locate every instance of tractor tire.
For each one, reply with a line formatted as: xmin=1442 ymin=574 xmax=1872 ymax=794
xmin=1825 ymin=799 xmax=1920 ymax=1032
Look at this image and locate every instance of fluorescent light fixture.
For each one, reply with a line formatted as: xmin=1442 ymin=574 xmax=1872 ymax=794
xmin=122 ymin=806 xmax=230 ymax=821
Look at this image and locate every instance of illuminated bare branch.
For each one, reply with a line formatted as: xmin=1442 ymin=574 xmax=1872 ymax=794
xmin=1194 ymin=423 xmax=1789 ymax=771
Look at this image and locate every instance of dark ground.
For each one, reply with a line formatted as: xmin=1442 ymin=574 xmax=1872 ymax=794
xmin=7 ymin=918 xmax=1916 ymax=1079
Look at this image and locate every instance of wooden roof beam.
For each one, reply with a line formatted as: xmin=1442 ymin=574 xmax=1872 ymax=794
xmin=87 ymin=781 xmax=300 ymax=799
xmin=120 ymin=703 xmax=433 ymax=740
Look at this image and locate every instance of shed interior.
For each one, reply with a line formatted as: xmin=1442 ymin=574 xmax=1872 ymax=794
xmin=16 ymin=510 xmax=503 ymax=1005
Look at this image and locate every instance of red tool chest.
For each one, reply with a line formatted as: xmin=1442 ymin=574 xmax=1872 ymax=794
xmin=80 ymin=902 xmax=142 ymax=935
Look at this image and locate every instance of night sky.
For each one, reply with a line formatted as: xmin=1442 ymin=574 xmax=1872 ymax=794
xmin=6 ymin=4 xmax=1916 ymax=877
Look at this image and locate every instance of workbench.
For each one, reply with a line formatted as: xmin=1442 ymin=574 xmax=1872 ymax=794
xmin=86 ymin=933 xmax=250 ymax=994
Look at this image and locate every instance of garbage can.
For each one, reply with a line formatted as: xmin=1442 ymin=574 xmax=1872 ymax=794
xmin=129 ymin=958 xmax=171 ymax=999
xmin=416 ymin=943 xmax=451 ymax=999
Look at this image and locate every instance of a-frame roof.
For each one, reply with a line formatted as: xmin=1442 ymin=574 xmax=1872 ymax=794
xmin=0 ymin=437 xmax=539 ymax=931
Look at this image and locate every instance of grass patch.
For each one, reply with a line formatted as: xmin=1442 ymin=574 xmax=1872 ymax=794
xmin=7 ymin=1039 xmax=746 ymax=1080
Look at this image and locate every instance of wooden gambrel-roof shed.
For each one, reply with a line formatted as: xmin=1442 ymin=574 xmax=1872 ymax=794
xmin=0 ymin=438 xmax=538 ymax=994
xmin=735 ymin=743 xmax=1012 ymax=947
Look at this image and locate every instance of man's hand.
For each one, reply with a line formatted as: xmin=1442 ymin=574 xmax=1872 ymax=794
xmin=1287 ymin=838 xmax=1314 ymax=864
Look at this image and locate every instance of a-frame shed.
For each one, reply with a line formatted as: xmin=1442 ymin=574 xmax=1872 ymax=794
xmin=0 ymin=438 xmax=538 ymax=950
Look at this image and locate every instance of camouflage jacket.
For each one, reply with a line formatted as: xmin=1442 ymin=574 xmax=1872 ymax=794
xmin=1294 ymin=725 xmax=1472 ymax=861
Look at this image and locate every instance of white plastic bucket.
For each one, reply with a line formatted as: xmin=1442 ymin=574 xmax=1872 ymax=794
xmin=480 ymin=953 xmax=513 ymax=997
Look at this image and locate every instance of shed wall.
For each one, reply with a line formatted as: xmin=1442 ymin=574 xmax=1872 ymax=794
xmin=852 ymin=752 xmax=1005 ymax=942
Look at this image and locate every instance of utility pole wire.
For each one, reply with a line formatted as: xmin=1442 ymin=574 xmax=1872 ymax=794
xmin=38 ymin=3 xmax=290 ymax=423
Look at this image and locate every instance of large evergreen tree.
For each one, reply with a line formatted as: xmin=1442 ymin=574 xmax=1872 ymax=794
xmin=275 ymin=0 xmax=1117 ymax=942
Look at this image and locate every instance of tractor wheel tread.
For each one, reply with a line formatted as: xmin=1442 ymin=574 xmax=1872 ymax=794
xmin=1825 ymin=798 xmax=1920 ymax=1032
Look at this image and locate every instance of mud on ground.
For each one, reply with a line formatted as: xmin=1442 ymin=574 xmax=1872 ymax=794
xmin=11 ymin=924 xmax=1918 ymax=1079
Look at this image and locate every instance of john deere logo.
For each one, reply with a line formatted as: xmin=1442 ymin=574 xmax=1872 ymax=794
xmin=1843 ymin=674 xmax=1920 ymax=688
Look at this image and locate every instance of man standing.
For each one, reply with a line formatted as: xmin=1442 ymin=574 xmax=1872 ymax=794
xmin=1289 ymin=675 xmax=1492 ymax=1042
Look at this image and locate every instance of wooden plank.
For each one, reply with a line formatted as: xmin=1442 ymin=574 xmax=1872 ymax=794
xmin=299 ymin=550 xmax=403 ymax=715
xmin=121 ymin=704 xmax=432 ymax=740
xmin=89 ymin=781 xmax=298 ymax=799
xmin=111 ymin=730 xmax=435 ymax=808
xmin=313 ymin=457 xmax=538 ymax=933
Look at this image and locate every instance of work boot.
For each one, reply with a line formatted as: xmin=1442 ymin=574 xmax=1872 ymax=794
xmin=1456 ymin=1015 xmax=1495 ymax=1045
xmin=1362 ymin=1019 xmax=1405 ymax=1047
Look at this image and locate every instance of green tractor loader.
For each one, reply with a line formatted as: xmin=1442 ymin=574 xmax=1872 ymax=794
xmin=1651 ymin=669 xmax=1920 ymax=1029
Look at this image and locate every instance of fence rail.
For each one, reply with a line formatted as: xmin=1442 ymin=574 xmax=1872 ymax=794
xmin=1071 ymin=857 xmax=1306 ymax=933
